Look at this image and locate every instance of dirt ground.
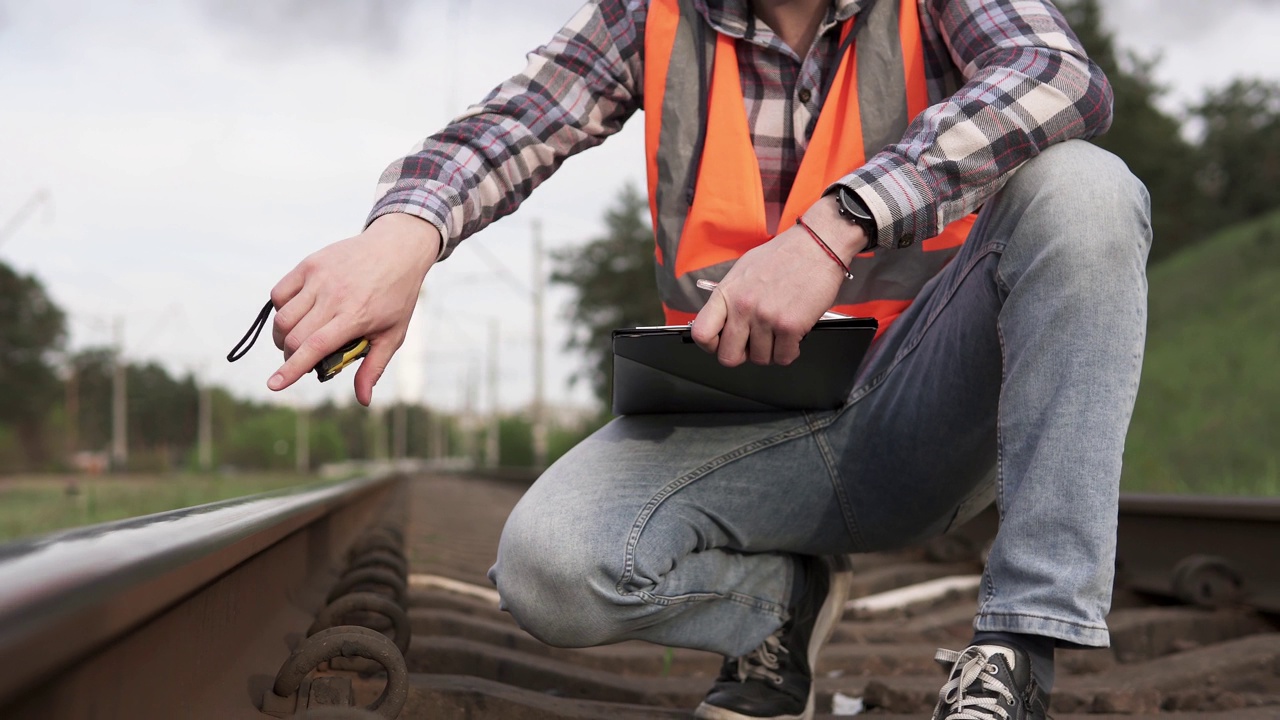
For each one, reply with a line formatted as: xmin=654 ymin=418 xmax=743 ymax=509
xmin=405 ymin=473 xmax=526 ymax=585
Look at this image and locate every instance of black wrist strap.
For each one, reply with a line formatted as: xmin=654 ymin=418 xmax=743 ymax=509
xmin=227 ymin=300 xmax=273 ymax=362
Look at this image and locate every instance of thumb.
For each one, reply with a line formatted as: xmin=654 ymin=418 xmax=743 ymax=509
xmin=691 ymin=291 xmax=727 ymax=354
xmin=353 ymin=338 xmax=398 ymax=407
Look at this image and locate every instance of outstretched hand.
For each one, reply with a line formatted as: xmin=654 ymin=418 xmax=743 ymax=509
xmin=690 ymin=198 xmax=865 ymax=366
xmin=267 ymin=213 xmax=441 ymax=406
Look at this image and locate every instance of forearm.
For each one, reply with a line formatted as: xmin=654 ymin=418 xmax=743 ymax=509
xmin=367 ymin=0 xmax=645 ymax=260
xmin=834 ymin=0 xmax=1113 ymax=248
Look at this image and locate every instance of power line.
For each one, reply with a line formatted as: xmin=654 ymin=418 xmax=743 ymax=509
xmin=0 ymin=189 xmax=53 ymax=250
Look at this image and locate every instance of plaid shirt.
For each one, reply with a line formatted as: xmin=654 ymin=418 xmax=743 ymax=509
xmin=369 ymin=0 xmax=1111 ymax=256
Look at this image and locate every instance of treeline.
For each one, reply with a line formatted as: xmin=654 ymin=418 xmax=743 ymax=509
xmin=1064 ymin=0 xmax=1280 ymax=263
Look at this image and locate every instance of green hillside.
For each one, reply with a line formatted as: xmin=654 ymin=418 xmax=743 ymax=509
xmin=1122 ymin=211 xmax=1280 ymax=496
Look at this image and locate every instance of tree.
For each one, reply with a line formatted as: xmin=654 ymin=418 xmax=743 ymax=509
xmin=221 ymin=406 xmax=345 ymax=471
xmin=127 ymin=362 xmax=198 ymax=468
xmin=0 ymin=261 xmax=66 ymax=467
xmin=1059 ymin=0 xmax=1210 ymax=262
xmin=1192 ymin=79 xmax=1280 ymax=226
xmin=497 ymin=414 xmax=534 ymax=467
xmin=68 ymin=348 xmax=115 ymax=453
xmin=551 ymin=183 xmax=663 ymax=409
xmin=314 ymin=400 xmax=372 ymax=459
xmin=67 ymin=350 xmax=199 ymax=470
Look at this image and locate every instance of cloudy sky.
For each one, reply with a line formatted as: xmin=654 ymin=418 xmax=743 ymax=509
xmin=2 ymin=0 xmax=1278 ymax=414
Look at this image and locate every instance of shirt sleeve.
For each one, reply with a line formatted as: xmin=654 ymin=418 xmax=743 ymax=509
xmin=836 ymin=0 xmax=1114 ymax=249
xmin=366 ymin=0 xmax=646 ymax=260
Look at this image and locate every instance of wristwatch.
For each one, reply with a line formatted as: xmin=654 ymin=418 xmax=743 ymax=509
xmin=828 ymin=185 xmax=878 ymax=252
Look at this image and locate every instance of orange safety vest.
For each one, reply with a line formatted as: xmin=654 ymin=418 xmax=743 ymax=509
xmin=643 ymin=0 xmax=977 ymax=332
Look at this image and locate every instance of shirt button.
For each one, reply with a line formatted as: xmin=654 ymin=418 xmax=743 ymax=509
xmin=897 ymin=233 xmax=915 ymax=248
xmin=798 ymin=87 xmax=812 ymax=103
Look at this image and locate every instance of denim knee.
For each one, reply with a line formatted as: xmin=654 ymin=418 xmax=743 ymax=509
xmin=488 ymin=493 xmax=629 ymax=648
xmin=995 ymin=140 xmax=1153 ymax=279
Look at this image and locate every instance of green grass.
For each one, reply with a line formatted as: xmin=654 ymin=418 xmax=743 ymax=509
xmin=0 ymin=473 xmax=310 ymax=543
xmin=1122 ymin=211 xmax=1280 ymax=496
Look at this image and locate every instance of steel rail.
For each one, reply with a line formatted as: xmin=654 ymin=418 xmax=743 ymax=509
xmin=1114 ymin=493 xmax=1280 ymax=613
xmin=940 ymin=493 xmax=1280 ymax=614
xmin=0 ymin=470 xmax=405 ymax=719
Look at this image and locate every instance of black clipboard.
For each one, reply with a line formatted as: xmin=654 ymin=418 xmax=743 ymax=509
xmin=611 ymin=317 xmax=878 ymax=414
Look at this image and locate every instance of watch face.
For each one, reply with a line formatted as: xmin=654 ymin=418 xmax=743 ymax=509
xmin=839 ymin=187 xmax=873 ymax=222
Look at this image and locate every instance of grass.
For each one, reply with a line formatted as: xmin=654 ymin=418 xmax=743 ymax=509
xmin=1121 ymin=211 xmax=1280 ymax=496
xmin=0 ymin=473 xmax=311 ymax=543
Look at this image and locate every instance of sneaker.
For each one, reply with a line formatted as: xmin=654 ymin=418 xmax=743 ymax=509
xmin=931 ymin=643 xmax=1050 ymax=720
xmin=694 ymin=554 xmax=853 ymax=720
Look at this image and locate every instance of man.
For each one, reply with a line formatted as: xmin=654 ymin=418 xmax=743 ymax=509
xmin=266 ymin=0 xmax=1151 ymax=718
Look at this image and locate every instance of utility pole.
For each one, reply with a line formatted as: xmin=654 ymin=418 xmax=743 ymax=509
xmin=434 ymin=411 xmax=447 ymax=460
xmin=417 ymin=287 xmax=436 ymax=462
xmin=197 ymin=378 xmax=213 ymax=472
xmin=111 ymin=318 xmax=127 ymax=471
xmin=462 ymin=366 xmax=477 ymax=464
xmin=424 ymin=406 xmax=437 ymax=461
xmin=466 ymin=225 xmax=551 ymax=468
xmin=65 ymin=359 xmax=78 ymax=463
xmin=295 ymin=404 xmax=310 ymax=473
xmin=393 ymin=403 xmax=408 ymax=460
xmin=531 ymin=220 xmax=548 ymax=469
xmin=371 ymin=407 xmax=388 ymax=461
xmin=485 ymin=319 xmax=500 ymax=469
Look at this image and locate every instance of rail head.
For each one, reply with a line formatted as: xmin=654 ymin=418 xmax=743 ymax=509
xmin=1119 ymin=492 xmax=1280 ymax=522
xmin=0 ymin=471 xmax=401 ymax=708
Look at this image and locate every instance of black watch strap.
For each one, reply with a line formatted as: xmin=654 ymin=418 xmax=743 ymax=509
xmin=830 ymin=185 xmax=878 ymax=251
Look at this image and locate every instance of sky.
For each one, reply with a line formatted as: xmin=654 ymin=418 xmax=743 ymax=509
xmin=2 ymin=0 xmax=1278 ymax=415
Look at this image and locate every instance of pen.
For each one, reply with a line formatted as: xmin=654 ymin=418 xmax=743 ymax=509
xmin=695 ymin=279 xmax=853 ymax=321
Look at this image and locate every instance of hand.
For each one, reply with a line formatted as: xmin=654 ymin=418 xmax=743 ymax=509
xmin=268 ymin=213 xmax=442 ymax=406
xmin=690 ymin=196 xmax=864 ymax=367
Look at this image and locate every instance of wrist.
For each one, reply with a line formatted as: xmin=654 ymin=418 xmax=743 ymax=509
xmin=802 ymin=195 xmax=870 ymax=262
xmin=825 ymin=185 xmax=879 ymax=252
xmin=370 ymin=212 xmax=443 ymax=266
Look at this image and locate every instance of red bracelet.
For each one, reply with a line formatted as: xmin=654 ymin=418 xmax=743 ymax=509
xmin=796 ymin=216 xmax=855 ymax=280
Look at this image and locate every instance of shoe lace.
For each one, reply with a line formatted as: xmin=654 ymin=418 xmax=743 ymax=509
xmin=732 ymin=629 xmax=790 ymax=685
xmin=933 ymin=647 xmax=1016 ymax=720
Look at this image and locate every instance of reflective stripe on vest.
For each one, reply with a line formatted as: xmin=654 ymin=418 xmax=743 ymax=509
xmin=643 ymin=0 xmax=976 ymax=331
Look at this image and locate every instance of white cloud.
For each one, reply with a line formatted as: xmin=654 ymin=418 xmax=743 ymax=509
xmin=1101 ymin=0 xmax=1280 ymax=109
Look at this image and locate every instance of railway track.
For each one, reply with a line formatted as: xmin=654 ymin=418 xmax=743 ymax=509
xmin=0 ymin=471 xmax=1275 ymax=718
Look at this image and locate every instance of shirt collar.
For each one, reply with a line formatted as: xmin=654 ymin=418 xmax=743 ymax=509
xmin=695 ymin=0 xmax=866 ymax=39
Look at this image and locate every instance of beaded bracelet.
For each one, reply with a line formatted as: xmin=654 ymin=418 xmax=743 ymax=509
xmin=796 ymin=216 xmax=855 ymax=280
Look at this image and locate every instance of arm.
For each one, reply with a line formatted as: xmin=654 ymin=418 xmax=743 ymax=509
xmin=841 ymin=0 xmax=1113 ymax=248
xmin=266 ymin=0 xmax=646 ymax=403
xmin=367 ymin=0 xmax=646 ymax=261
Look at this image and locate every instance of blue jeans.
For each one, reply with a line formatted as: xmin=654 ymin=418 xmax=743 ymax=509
xmin=489 ymin=140 xmax=1152 ymax=655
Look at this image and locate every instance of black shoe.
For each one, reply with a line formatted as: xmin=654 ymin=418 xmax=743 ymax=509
xmin=930 ymin=643 xmax=1050 ymax=720
xmin=693 ymin=555 xmax=853 ymax=720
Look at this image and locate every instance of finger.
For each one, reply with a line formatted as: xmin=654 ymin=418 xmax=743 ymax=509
xmin=280 ymin=297 xmax=335 ymax=363
xmin=716 ymin=302 xmax=750 ymax=368
xmin=773 ymin=333 xmax=803 ymax=366
xmin=746 ymin=318 xmax=774 ymax=366
xmin=268 ymin=316 xmax=358 ymax=392
xmin=272 ymin=290 xmax=316 ymax=352
xmin=353 ymin=333 xmax=403 ymax=407
xmin=270 ymin=263 xmax=307 ymax=310
xmin=772 ymin=321 xmax=806 ymax=366
xmin=691 ymin=290 xmax=728 ymax=354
